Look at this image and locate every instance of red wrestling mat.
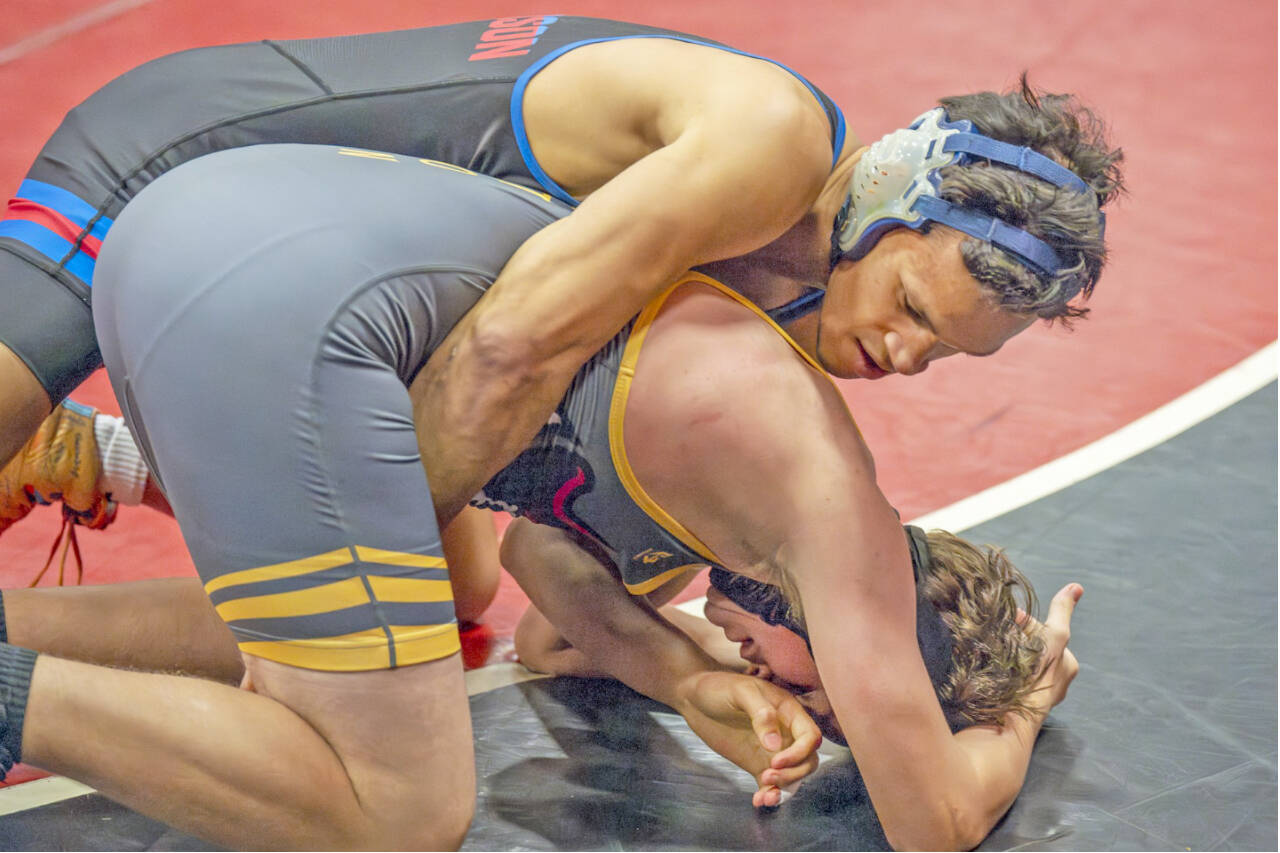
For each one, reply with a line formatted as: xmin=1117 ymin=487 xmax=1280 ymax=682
xmin=0 ymin=0 xmax=1275 ymax=784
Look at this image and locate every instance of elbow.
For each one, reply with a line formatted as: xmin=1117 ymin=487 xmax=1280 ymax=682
xmin=367 ymin=809 xmax=473 ymax=852
xmin=462 ymin=310 xmax=595 ymax=398
xmin=464 ymin=313 xmax=546 ymax=384
xmin=314 ymin=798 xmax=474 ymax=851
xmin=883 ymin=805 xmax=987 ymax=852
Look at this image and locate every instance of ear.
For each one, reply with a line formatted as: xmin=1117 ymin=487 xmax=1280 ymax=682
xmin=797 ymin=687 xmax=846 ymax=746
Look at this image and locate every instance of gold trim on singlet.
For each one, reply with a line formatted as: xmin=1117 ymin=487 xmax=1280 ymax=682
xmin=607 ymin=271 xmax=838 ymax=573
xmin=237 ymin=623 xmax=461 ymax=671
xmin=622 ymin=562 xmax=708 ymax=596
xmin=203 ymin=547 xmax=355 ymax=595
xmin=205 ymin=545 xmax=458 ymax=671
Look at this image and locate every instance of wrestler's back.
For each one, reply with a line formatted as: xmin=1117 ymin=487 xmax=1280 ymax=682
xmin=621 ymin=280 xmax=875 ymax=580
xmin=2 ymin=16 xmax=847 ymax=398
xmin=26 ymin=18 xmax=841 ymax=223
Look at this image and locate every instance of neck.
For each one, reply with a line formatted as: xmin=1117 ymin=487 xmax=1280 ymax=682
xmin=781 ymin=308 xmax=822 ymax=367
xmin=711 ymin=147 xmax=864 ymax=293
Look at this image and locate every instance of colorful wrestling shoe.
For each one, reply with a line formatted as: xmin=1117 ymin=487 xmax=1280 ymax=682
xmin=0 ymin=399 xmax=117 ymax=536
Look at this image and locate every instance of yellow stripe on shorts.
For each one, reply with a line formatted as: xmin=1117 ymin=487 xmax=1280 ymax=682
xmin=355 ymin=546 xmax=447 ymax=570
xmin=203 ymin=547 xmax=353 ymax=596
xmin=367 ymin=575 xmax=453 ymax=603
xmin=238 ymin=624 xmax=461 ymax=671
xmin=214 ymin=576 xmax=372 ymax=623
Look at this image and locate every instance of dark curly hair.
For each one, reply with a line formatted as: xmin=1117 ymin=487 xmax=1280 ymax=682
xmin=937 ymin=73 xmax=1126 ymax=323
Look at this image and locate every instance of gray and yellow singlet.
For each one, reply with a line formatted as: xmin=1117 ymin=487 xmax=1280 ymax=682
xmin=92 ymin=145 xmax=567 ymax=671
xmin=93 ymin=143 xmax=831 ymax=670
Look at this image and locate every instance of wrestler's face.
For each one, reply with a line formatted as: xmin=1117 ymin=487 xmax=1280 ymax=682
xmin=703 ymin=586 xmax=822 ymax=692
xmin=816 ymin=226 xmax=1035 ymax=380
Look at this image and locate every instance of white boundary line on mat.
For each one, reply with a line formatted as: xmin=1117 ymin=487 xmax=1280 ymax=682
xmin=0 ymin=342 xmax=1273 ymax=817
xmin=909 ymin=342 xmax=1276 ymax=534
xmin=0 ymin=0 xmax=160 ymax=67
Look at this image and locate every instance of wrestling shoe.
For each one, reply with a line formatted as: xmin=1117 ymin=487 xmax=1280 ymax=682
xmin=0 ymin=399 xmax=117 ymax=536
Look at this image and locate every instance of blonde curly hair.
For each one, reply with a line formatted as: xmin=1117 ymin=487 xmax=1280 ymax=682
xmin=920 ymin=529 xmax=1046 ymax=728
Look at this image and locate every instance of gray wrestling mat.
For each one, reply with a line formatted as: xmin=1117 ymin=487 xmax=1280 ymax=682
xmin=0 ymin=385 xmax=1274 ymax=851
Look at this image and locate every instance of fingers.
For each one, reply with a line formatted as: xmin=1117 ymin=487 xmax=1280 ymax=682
xmin=753 ymin=780 xmax=802 ymax=808
xmin=753 ymin=785 xmax=781 ymax=808
xmin=769 ymin=700 xmax=822 ymax=769
xmin=1042 ymin=583 xmax=1083 ymax=651
xmin=731 ymin=679 xmax=785 ymax=752
xmin=732 ymin=679 xmax=822 ymax=770
xmin=760 ymin=754 xmax=818 ymax=790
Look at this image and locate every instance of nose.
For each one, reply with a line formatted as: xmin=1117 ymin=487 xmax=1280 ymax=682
xmin=884 ymin=327 xmax=939 ymax=375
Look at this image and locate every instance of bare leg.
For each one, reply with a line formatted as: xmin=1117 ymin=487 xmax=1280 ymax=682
xmin=440 ymin=507 xmax=502 ymax=623
xmin=0 ymin=344 xmax=52 ymax=470
xmin=514 ymin=603 xmax=605 ymax=677
xmin=21 ymin=651 xmax=475 ymax=849
xmin=4 ymin=579 xmax=242 ymax=682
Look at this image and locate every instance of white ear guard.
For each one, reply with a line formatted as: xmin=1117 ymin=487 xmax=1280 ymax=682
xmin=837 ymin=108 xmax=1095 ymax=276
xmin=767 ymin=108 xmax=1099 ymax=326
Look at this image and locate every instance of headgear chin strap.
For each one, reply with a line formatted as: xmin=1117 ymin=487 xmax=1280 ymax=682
xmin=836 ymin=107 xmax=1093 ymax=278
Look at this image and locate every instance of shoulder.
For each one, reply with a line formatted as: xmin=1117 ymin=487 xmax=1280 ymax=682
xmin=623 ymin=283 xmax=877 ymax=555
xmin=547 ymin=36 xmax=834 ymax=163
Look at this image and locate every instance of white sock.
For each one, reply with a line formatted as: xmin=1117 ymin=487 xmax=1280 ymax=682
xmin=92 ymin=414 xmax=149 ymax=506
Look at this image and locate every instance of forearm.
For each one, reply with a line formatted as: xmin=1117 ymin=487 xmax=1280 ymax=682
xmin=513 ymin=604 xmax=610 ymax=678
xmin=412 ymin=322 xmax=572 ymax=524
xmin=876 ymin=714 xmax=1044 ymax=851
xmin=3 ymin=579 xmax=244 ymax=683
xmin=411 ymin=219 xmax=680 ymax=524
xmin=659 ymin=605 xmax=749 ymax=671
xmin=950 ymin=713 xmax=1045 ymax=839
xmin=501 ymin=520 xmax=725 ymax=708
xmin=504 ymin=522 xmax=821 ymax=793
xmin=409 ymin=123 xmax=809 ymax=525
xmin=915 ymin=588 xmax=1081 ymax=849
xmin=515 ymin=601 xmax=743 ymax=679
xmin=439 ymin=506 xmax=502 ymax=623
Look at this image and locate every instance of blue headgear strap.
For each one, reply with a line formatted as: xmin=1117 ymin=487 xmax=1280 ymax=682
xmin=769 ymin=110 xmax=1098 ymax=325
xmin=767 ymin=288 xmax=826 ymax=325
xmin=942 ymin=132 xmax=1088 ymax=194
xmin=911 ymin=195 xmax=1065 ymax=276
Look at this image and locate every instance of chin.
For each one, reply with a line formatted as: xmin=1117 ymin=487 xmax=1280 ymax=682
xmin=826 ymin=363 xmax=861 ymax=380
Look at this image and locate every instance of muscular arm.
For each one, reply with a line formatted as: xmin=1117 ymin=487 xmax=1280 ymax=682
xmin=502 ymin=518 xmax=736 ymax=708
xmin=501 ymin=518 xmax=820 ymax=800
xmin=615 ymin=289 xmax=1060 ymax=849
xmin=410 ymin=61 xmax=833 ymax=523
xmin=717 ymin=386 xmax=1049 ymax=849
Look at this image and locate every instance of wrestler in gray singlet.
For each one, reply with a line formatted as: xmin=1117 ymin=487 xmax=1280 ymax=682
xmin=93 ymin=145 xmax=570 ymax=671
xmin=94 ymin=142 xmax=723 ymax=672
